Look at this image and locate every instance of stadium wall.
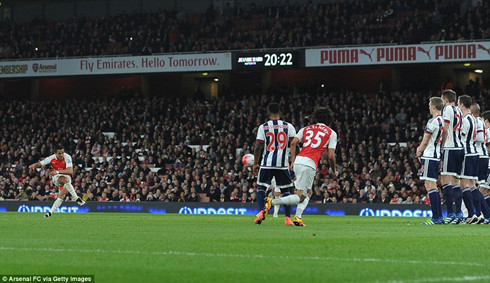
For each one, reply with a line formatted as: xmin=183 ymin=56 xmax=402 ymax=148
xmin=0 ymin=201 xmax=435 ymax=218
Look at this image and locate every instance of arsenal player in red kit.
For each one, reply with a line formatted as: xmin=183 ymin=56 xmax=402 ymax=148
xmin=264 ymin=107 xmax=337 ymax=226
xmin=28 ymin=144 xmax=85 ymax=217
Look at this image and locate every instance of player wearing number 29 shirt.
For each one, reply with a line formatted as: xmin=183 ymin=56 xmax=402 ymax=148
xmin=265 ymin=107 xmax=337 ymax=226
xmin=253 ymin=102 xmax=296 ymax=225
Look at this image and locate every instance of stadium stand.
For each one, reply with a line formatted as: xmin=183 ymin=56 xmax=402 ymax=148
xmin=1 ymin=84 xmax=488 ymax=204
xmin=0 ymin=0 xmax=489 ymax=204
xmin=0 ymin=0 xmax=488 ymax=59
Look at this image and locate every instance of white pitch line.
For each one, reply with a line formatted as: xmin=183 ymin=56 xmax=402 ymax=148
xmin=383 ymin=275 xmax=490 ymax=283
xmin=0 ymin=246 xmax=484 ymax=267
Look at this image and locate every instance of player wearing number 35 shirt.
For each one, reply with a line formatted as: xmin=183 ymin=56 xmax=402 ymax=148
xmin=253 ymin=102 xmax=296 ymax=225
xmin=265 ymin=107 xmax=337 ymax=226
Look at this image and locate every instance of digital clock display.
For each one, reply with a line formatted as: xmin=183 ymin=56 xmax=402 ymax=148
xmin=233 ymin=51 xmax=301 ymax=70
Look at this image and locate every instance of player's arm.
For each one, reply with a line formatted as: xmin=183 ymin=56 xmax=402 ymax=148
xmin=441 ymin=120 xmax=450 ymax=150
xmin=416 ymin=132 xmax=432 ymax=158
xmin=476 ymin=125 xmax=484 ymax=143
xmin=254 ymin=141 xmax=264 ymax=166
xmin=57 ymin=166 xmax=74 ymax=175
xmin=326 ymin=148 xmax=337 ymax=178
xmin=28 ymin=161 xmax=42 ymax=172
xmin=326 ymin=131 xmax=338 ymax=178
xmin=253 ymin=141 xmax=264 ymax=175
xmin=290 ymin=137 xmax=300 ymax=165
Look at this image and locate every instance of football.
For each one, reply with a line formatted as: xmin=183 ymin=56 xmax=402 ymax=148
xmin=242 ymin=154 xmax=254 ymax=167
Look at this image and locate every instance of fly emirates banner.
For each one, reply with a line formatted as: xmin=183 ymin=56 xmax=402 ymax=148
xmin=0 ymin=53 xmax=232 ymax=78
xmin=306 ymin=41 xmax=490 ymax=67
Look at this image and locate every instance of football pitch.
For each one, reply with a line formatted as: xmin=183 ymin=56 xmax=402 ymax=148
xmin=0 ymin=213 xmax=489 ymax=283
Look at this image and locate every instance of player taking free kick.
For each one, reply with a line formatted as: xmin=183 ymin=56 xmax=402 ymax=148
xmin=264 ymin=106 xmax=338 ymax=226
xmin=28 ymin=144 xmax=85 ymax=217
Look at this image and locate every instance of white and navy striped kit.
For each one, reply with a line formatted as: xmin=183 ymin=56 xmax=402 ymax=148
xmin=441 ymin=105 xmax=464 ymax=176
xmin=256 ymin=119 xmax=296 ymax=189
xmin=420 ymin=116 xmax=443 ymax=182
xmin=476 ymin=117 xmax=490 ymax=185
xmin=442 ymin=105 xmax=464 ymax=149
xmin=482 ymin=126 xmax=490 ymax=189
xmin=475 ymin=117 xmax=488 ymax=157
xmin=422 ymin=116 xmax=444 ymax=159
xmin=256 ymin=120 xmax=296 ymax=169
xmin=461 ymin=113 xmax=479 ymax=179
xmin=462 ymin=113 xmax=478 ymax=155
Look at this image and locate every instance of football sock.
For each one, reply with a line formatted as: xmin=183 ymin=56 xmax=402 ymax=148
xmin=257 ymin=189 xmax=265 ymax=210
xmin=64 ymin=182 xmax=78 ymax=199
xmin=453 ymin=185 xmax=462 ymax=214
xmin=479 ymin=192 xmax=490 ymax=218
xmin=295 ymin=196 xmax=310 ymax=219
xmin=49 ymin=198 xmax=63 ymax=214
xmin=428 ymin=189 xmax=441 ymax=219
xmin=462 ymin=188 xmax=475 ymax=217
xmin=282 ymin=192 xmax=291 ymax=217
xmin=274 ymin=195 xmax=280 ymax=215
xmin=272 ymin=194 xmax=300 ymax=206
xmin=442 ymin=184 xmax=454 ymax=215
xmin=471 ymin=188 xmax=482 ymax=216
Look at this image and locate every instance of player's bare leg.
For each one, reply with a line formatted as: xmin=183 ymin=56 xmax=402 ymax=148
xmin=58 ymin=176 xmax=84 ymax=206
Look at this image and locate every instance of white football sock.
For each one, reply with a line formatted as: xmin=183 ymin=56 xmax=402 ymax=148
xmin=50 ymin=198 xmax=63 ymax=214
xmin=295 ymin=197 xmax=310 ymax=218
xmin=64 ymin=182 xmax=78 ymax=199
xmin=272 ymin=194 xmax=300 ymax=206
xmin=273 ymin=196 xmax=280 ymax=216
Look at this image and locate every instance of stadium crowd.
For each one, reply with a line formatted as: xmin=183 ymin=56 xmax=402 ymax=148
xmin=0 ymin=0 xmax=488 ymax=59
xmin=1 ymin=84 xmax=488 ymax=204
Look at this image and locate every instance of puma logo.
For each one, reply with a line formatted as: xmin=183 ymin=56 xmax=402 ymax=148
xmin=477 ymin=44 xmax=490 ymax=56
xmin=417 ymin=46 xmax=433 ymax=59
xmin=360 ymin=48 xmax=374 ymax=62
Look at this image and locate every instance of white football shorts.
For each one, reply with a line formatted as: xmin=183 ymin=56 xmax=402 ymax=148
xmin=293 ymin=163 xmax=316 ymax=193
xmin=52 ymin=174 xmax=72 ymax=187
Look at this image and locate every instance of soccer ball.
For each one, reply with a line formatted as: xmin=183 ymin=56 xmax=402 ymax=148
xmin=242 ymin=154 xmax=254 ymax=167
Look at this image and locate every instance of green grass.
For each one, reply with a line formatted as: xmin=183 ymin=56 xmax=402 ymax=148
xmin=0 ymin=213 xmax=489 ymax=283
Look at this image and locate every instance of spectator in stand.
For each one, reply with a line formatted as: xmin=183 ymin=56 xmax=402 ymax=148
xmin=0 ymin=86 xmax=452 ymax=205
xmin=0 ymin=1 xmax=488 ymax=59
xmin=379 ymin=191 xmax=391 ymax=204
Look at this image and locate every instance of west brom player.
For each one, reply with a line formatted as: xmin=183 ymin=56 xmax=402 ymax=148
xmin=458 ymin=95 xmax=479 ymax=224
xmin=253 ymin=102 xmax=296 ymax=226
xmin=264 ymin=107 xmax=337 ymax=226
xmin=28 ymin=144 xmax=85 ymax=217
xmin=417 ymin=97 xmax=445 ymax=225
xmin=481 ymin=110 xmax=490 ymax=223
xmin=440 ymin=90 xmax=465 ymax=224
xmin=472 ymin=105 xmax=490 ymax=223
